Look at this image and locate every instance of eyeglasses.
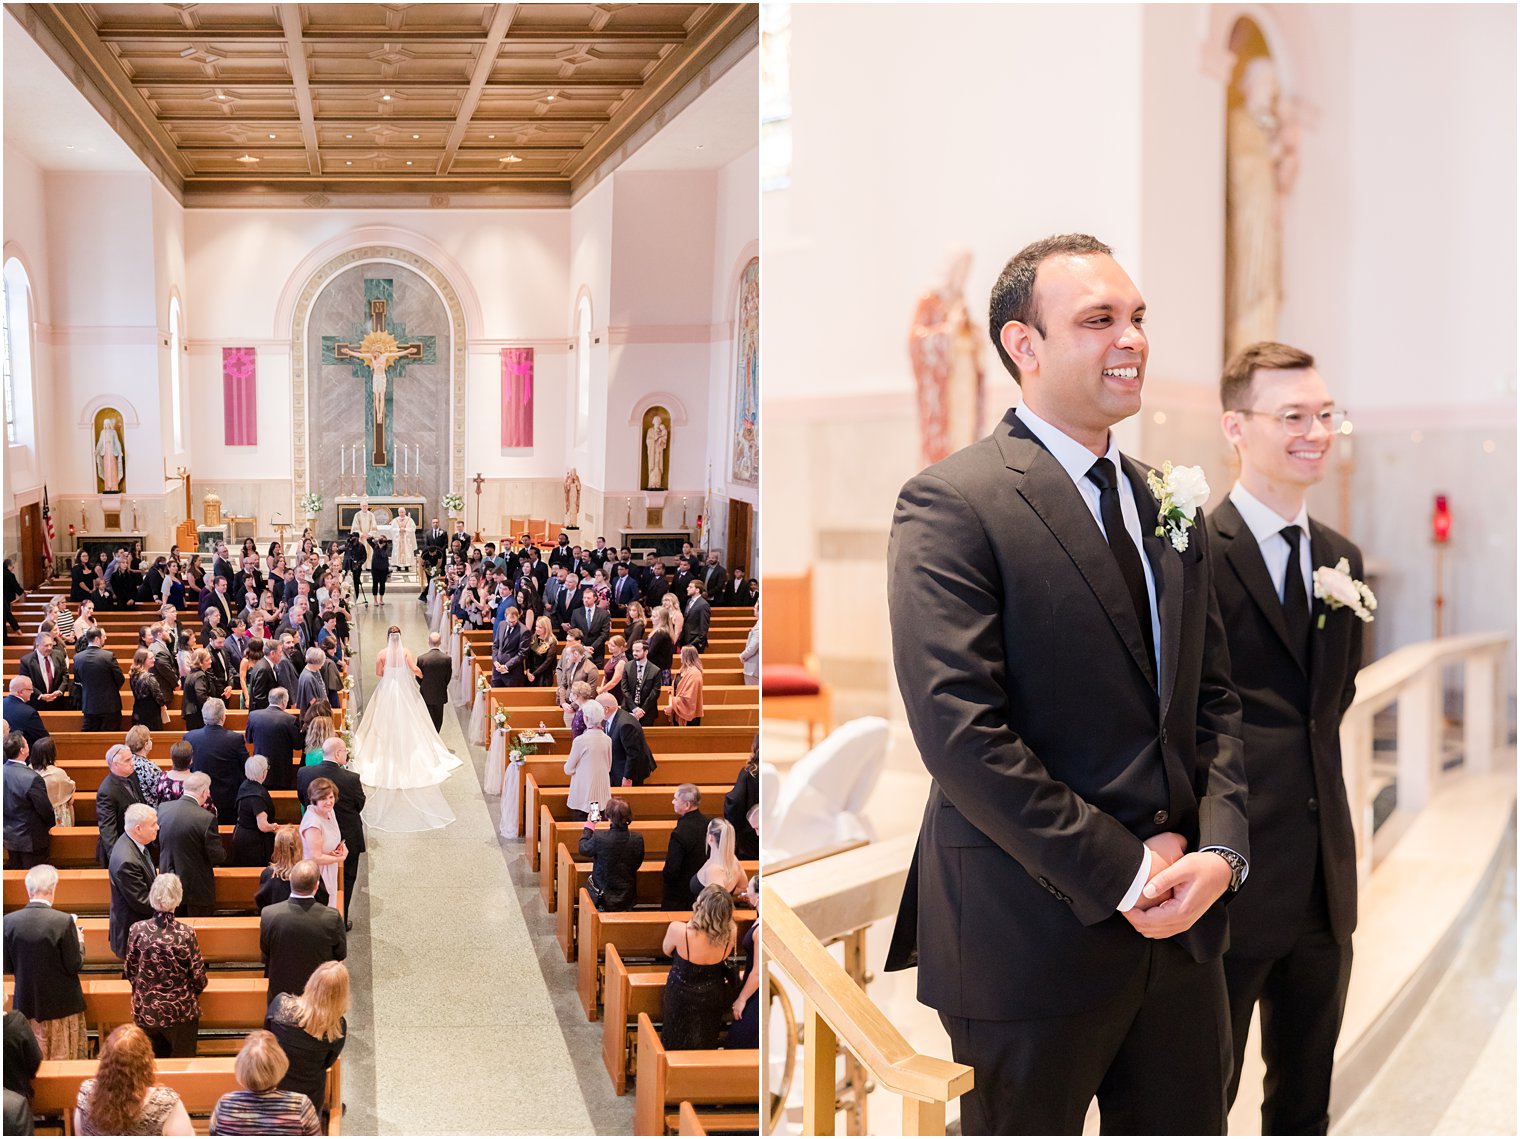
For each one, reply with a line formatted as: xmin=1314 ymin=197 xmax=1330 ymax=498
xmin=1236 ymin=407 xmax=1348 ymax=436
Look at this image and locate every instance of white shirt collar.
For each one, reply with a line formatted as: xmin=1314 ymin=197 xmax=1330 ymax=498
xmin=1014 ymin=404 xmax=1121 ymax=487
xmin=1229 ymin=482 xmax=1309 ymax=546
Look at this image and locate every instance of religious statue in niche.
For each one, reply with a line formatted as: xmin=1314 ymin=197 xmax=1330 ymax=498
xmin=1225 ymin=44 xmax=1299 ymax=362
xmin=564 ymin=468 xmax=582 ymax=524
xmin=731 ymin=256 xmax=759 ymax=486
xmin=642 ymin=409 xmax=671 ymax=491
xmin=93 ymin=410 xmax=126 ymax=495
xmin=909 ymin=246 xmax=985 ymax=466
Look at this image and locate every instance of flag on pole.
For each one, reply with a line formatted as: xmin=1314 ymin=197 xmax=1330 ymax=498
xmin=699 ymin=464 xmax=713 ymax=549
xmin=41 ymin=486 xmax=55 ymax=572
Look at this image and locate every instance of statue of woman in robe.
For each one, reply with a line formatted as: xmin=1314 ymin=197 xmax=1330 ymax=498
xmin=95 ymin=417 xmax=125 ymax=493
xmin=909 ymin=247 xmax=985 ymax=466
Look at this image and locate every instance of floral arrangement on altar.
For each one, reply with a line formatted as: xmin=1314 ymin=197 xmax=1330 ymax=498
xmin=299 ymin=492 xmax=323 ymax=516
xmin=442 ymin=492 xmax=465 ymax=515
xmin=360 ymin=329 xmax=399 ymax=357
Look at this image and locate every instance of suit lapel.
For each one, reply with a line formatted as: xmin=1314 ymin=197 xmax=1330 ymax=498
xmin=1307 ymin=518 xmax=1339 ymax=699
xmin=1122 ymin=456 xmax=1179 ymax=710
xmin=1215 ymin=499 xmax=1307 ymax=673
xmin=999 ymin=417 xmax=1156 ymax=689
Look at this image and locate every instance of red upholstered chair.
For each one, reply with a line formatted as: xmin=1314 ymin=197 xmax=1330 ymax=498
xmin=761 ymin=570 xmax=832 ymax=745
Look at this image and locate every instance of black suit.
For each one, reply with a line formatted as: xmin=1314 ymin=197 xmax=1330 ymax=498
xmin=661 ymin=809 xmax=710 ymax=910
xmin=156 ymin=796 xmax=227 ymax=915
xmin=0 ymin=696 xmax=46 ymax=749
xmin=621 ymin=659 xmax=661 ymax=724
xmin=884 ymin=410 xmax=1247 ymax=1134
xmin=571 ymin=607 xmax=610 ymax=665
xmin=17 ymin=651 xmax=69 ymax=703
xmin=491 ymin=621 xmax=528 ymax=687
xmin=1209 ymin=497 xmax=1361 ymax=1135
xmin=3 ymin=902 xmax=86 ymax=1023
xmin=297 ymin=762 xmax=366 ymax=910
xmin=578 ymin=827 xmax=645 ymax=912
xmin=2 ymin=762 xmax=53 ymax=869
xmin=95 ymin=772 xmax=144 ymax=868
xmin=274 ymin=657 xmax=301 ymax=700
xmin=702 ymin=564 xmax=727 ymax=599
xmin=260 ymin=895 xmax=347 ymax=1000
xmin=71 ymin=644 xmax=125 ymax=731
xmin=246 ymin=707 xmax=304 ymax=791
xmin=108 ymin=834 xmax=157 ymax=959
xmin=184 ymin=725 xmax=250 ymax=820
xmin=246 ymin=659 xmax=276 ymax=712
xmin=181 ymin=668 xmax=212 ymax=731
xmin=607 ymin=709 xmax=655 ymax=788
xmin=5 ymin=1009 xmax=43 ymax=1102
xmin=680 ymin=596 xmax=710 ymax=652
xmin=416 ymin=649 xmax=452 ymax=730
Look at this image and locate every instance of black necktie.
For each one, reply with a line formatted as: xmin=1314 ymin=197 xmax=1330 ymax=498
xmin=1086 ymin=458 xmax=1156 ymax=668
xmin=1280 ymin=525 xmax=1311 ymax=660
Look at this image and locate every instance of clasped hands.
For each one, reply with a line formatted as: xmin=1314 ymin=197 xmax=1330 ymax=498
xmin=1122 ymin=832 xmax=1232 ymax=940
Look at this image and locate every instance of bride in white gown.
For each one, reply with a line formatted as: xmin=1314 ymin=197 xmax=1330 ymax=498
xmin=350 ymin=627 xmax=463 ymax=832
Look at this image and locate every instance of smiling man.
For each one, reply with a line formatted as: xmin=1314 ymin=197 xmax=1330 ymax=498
xmin=885 ymin=233 xmax=1248 ymax=1134
xmin=1208 ymin=342 xmax=1362 ymax=1135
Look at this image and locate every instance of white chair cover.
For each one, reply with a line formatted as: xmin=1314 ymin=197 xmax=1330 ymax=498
xmin=468 ymin=687 xmax=489 ymax=746
xmin=768 ymin=717 xmax=890 ymax=861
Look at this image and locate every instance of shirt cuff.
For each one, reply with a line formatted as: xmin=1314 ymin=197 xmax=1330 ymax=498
xmin=1116 ymin=846 xmax=1153 ymax=913
xmin=1199 ymin=845 xmax=1250 ymax=885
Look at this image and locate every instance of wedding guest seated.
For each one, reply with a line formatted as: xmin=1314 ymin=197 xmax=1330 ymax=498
xmin=693 ymin=818 xmax=749 ymax=900
xmin=123 ymin=873 xmax=207 ymax=1058
xmin=577 ymin=797 xmax=644 ymax=912
xmin=256 ymin=826 xmax=328 ymax=910
xmin=666 ymin=646 xmax=705 ymax=727
xmin=231 ymin=756 xmax=279 ymax=867
xmin=264 ymin=960 xmax=348 ymax=1121
xmin=728 ymin=875 xmax=761 ymax=1049
xmin=2 ymin=864 xmax=88 ymax=1060
xmin=209 ymin=1030 xmax=321 ymax=1136
xmin=660 ymin=885 xmax=738 ymax=1050
xmin=563 ymin=697 xmax=612 ymax=822
xmin=74 ymin=1023 xmax=195 ymax=1136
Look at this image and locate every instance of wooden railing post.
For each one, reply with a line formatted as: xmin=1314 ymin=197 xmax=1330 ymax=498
xmin=1340 ymin=709 xmax=1375 ymax=885
xmin=902 ymin=1097 xmax=946 ymax=1137
xmin=803 ymin=1001 xmax=837 ymax=1136
xmin=1463 ymin=650 xmax=1498 ymax=775
xmin=1396 ymin=669 xmax=1442 ymax=811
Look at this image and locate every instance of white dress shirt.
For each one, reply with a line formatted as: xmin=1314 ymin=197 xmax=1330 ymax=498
xmin=1228 ymin=483 xmax=1312 ymax=602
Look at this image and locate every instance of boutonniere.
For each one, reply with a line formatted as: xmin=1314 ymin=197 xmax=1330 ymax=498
xmin=1312 ymin=559 xmax=1376 ymax=627
xmin=1144 ymin=462 xmax=1210 ymax=552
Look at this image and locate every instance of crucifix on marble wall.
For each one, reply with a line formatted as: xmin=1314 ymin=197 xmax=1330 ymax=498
xmin=321 ymin=279 xmax=436 ymax=494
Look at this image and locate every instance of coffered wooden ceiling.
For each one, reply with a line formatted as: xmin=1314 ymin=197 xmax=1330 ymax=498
xmin=9 ymin=2 xmax=757 ymax=206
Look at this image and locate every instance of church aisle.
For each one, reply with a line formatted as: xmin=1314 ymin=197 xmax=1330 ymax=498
xmin=340 ymin=593 xmax=601 ymax=1135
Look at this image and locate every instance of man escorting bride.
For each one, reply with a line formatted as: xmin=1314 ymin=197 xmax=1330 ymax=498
xmin=349 ymin=626 xmax=462 ymax=832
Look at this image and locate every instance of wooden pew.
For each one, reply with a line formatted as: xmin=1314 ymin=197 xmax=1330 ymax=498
xmin=541 ymin=814 xmax=679 ymax=908
xmin=603 ymin=945 xmax=669 ymax=1094
xmin=4 ymin=977 xmax=269 ymax=1049
xmin=518 ymin=726 xmax=755 ymax=758
xmin=633 ymin=1014 xmax=758 ymax=1136
xmin=554 ymin=846 xmax=759 ymax=960
xmin=525 ymin=781 xmax=732 ymax=848
xmin=486 ymin=685 xmax=757 ymax=711
xmin=575 ymin=891 xmax=755 ymax=1020
xmin=4 ymin=868 xmax=267 ymax=915
xmin=68 ymin=789 xmax=302 ymax=827
xmin=8 ymin=917 xmax=263 ymax=970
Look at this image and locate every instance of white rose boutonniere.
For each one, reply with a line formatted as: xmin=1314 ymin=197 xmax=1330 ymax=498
xmin=1312 ymin=558 xmax=1376 ymax=627
xmin=1144 ymin=461 xmax=1210 ymax=553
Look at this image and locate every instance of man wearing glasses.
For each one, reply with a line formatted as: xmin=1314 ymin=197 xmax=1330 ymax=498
xmin=1209 ymin=341 xmax=1362 ymax=1134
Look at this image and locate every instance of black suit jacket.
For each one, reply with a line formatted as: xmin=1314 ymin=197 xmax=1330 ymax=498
xmin=491 ymin=622 xmax=528 ymax=684
xmin=2 ymin=762 xmax=53 ymax=855
xmin=259 ymin=896 xmax=347 ymax=999
xmin=1207 ymin=498 xmax=1361 ymax=955
xmin=95 ymin=772 xmax=145 ymax=867
xmin=884 ymin=411 xmax=1247 ymax=1020
xmin=2 ymin=903 xmax=85 ymax=1023
xmin=181 ymin=669 xmax=212 ymax=730
xmin=297 ymin=762 xmax=366 ymax=854
xmin=417 ymin=649 xmax=452 ymax=707
xmin=246 ymin=706 xmax=305 ymax=791
xmin=424 ymin=527 xmax=448 ymax=550
xmin=661 ymin=809 xmax=710 ymax=910
xmin=621 ymin=660 xmax=661 ymax=722
xmin=578 ymin=827 xmax=646 ymax=912
xmin=681 ymin=597 xmax=711 ymax=651
xmin=608 ymin=709 xmax=656 ymax=787
xmin=72 ymin=645 xmax=125 ymax=716
xmin=185 ymin=725 xmax=250 ymax=820
xmin=108 ymin=834 xmax=157 ymax=958
xmin=17 ymin=651 xmax=69 ymax=701
xmin=571 ymin=608 xmax=611 ymax=664
xmin=246 ymin=659 xmax=277 ymax=711
xmin=156 ymin=796 xmax=227 ymax=910
xmin=1 ymin=697 xmax=46 ymax=748
xmin=274 ymin=658 xmax=301 ymax=699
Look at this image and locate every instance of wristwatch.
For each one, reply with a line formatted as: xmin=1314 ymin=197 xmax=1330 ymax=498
xmin=1202 ymin=847 xmax=1247 ymax=893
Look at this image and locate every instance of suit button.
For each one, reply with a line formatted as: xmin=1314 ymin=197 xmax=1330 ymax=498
xmin=1160 ymin=728 xmax=1169 ymax=746
xmin=1307 ymin=798 xmax=1319 ymax=813
xmin=1153 ymin=810 xmax=1168 ymax=826
xmin=1037 ymin=876 xmax=1050 ymax=889
xmin=1309 ymin=718 xmax=1318 ymax=733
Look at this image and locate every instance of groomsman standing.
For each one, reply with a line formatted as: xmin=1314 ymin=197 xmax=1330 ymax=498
xmin=1208 ymin=342 xmax=1362 ymax=1135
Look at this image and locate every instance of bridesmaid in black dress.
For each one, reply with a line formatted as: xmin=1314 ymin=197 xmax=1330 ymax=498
xmin=659 ymin=884 xmax=737 ymax=1049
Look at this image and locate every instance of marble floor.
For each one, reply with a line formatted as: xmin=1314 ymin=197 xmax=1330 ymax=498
xmin=339 ymin=583 xmax=632 ymax=1135
xmin=763 ymin=718 xmax=1517 ymax=1137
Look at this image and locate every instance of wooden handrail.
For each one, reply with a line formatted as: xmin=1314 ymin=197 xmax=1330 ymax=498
xmin=761 ymin=887 xmax=973 ymax=1120
xmin=1347 ymin=631 xmax=1508 ymax=713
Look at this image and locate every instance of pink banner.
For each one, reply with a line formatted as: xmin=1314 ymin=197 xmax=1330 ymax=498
xmin=222 ymin=347 xmax=257 ymax=446
xmin=501 ymin=347 xmax=534 ymax=447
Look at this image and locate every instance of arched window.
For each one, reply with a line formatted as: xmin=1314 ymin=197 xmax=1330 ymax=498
xmin=169 ymin=296 xmax=183 ymax=453
xmin=575 ymin=294 xmax=592 ymax=444
xmin=3 ymin=258 xmax=35 ymax=450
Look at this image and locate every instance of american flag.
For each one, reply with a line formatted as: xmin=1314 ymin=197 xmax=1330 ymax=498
xmin=40 ymin=486 xmax=54 ymax=573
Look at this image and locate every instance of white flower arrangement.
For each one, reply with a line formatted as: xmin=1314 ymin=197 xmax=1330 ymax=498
xmin=476 ymin=673 xmax=488 ymax=692
xmin=508 ymin=748 xmax=524 ymax=765
xmin=1145 ymin=462 xmax=1210 ymax=553
xmin=442 ymin=492 xmax=465 ymax=514
xmin=1313 ymin=558 xmax=1377 ymax=626
xmin=492 ymin=708 xmax=509 ymax=730
xmin=299 ymin=492 xmax=323 ymax=515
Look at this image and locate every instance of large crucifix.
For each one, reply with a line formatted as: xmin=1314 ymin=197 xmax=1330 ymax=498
xmin=332 ymin=297 xmax=426 ymax=468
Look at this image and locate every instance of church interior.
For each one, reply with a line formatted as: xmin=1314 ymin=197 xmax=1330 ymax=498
xmin=759 ymin=4 xmax=1516 ymax=1136
xmin=3 ymin=2 xmax=759 ymax=1134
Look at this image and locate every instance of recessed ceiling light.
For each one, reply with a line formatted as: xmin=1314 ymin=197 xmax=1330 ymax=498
xmin=216 ymin=94 xmax=228 ymax=100
xmin=406 ymin=160 xmax=413 ymax=166
xmin=382 ymin=94 xmax=392 ymax=101
xmin=346 ymin=161 xmax=353 ymax=166
xmin=488 ymin=134 xmax=496 ymax=139
xmin=546 ymin=94 xmax=556 ymax=101
xmin=500 ymin=154 xmax=522 ymax=164
xmin=236 ymin=153 xmax=259 ymax=165
xmin=65 ymin=144 xmax=74 ymax=150
xmin=268 ymin=133 xmax=277 ymax=139
xmin=345 ymin=134 xmax=353 ymax=139
xmin=412 ymin=134 xmax=420 ymax=139
xmin=695 ymin=144 xmax=704 ymax=150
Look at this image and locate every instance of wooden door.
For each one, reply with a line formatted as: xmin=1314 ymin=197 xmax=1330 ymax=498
xmin=17 ymin=504 xmax=42 ymax=588
xmin=727 ymin=499 xmax=754 ymax=581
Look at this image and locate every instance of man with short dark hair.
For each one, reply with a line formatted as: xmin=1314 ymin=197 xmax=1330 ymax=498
xmin=886 ymin=234 xmax=1247 ymax=1135
xmin=1209 ymin=341 xmax=1362 ymax=1135
xmin=621 ymin=640 xmax=661 ymax=724
xmin=3 ymin=735 xmax=53 ymax=870
xmin=72 ymin=627 xmax=125 ymax=732
xmin=571 ymin=587 xmax=610 ymax=665
xmin=259 ymin=859 xmax=347 ymax=999
xmin=681 ymin=581 xmax=710 ymax=653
